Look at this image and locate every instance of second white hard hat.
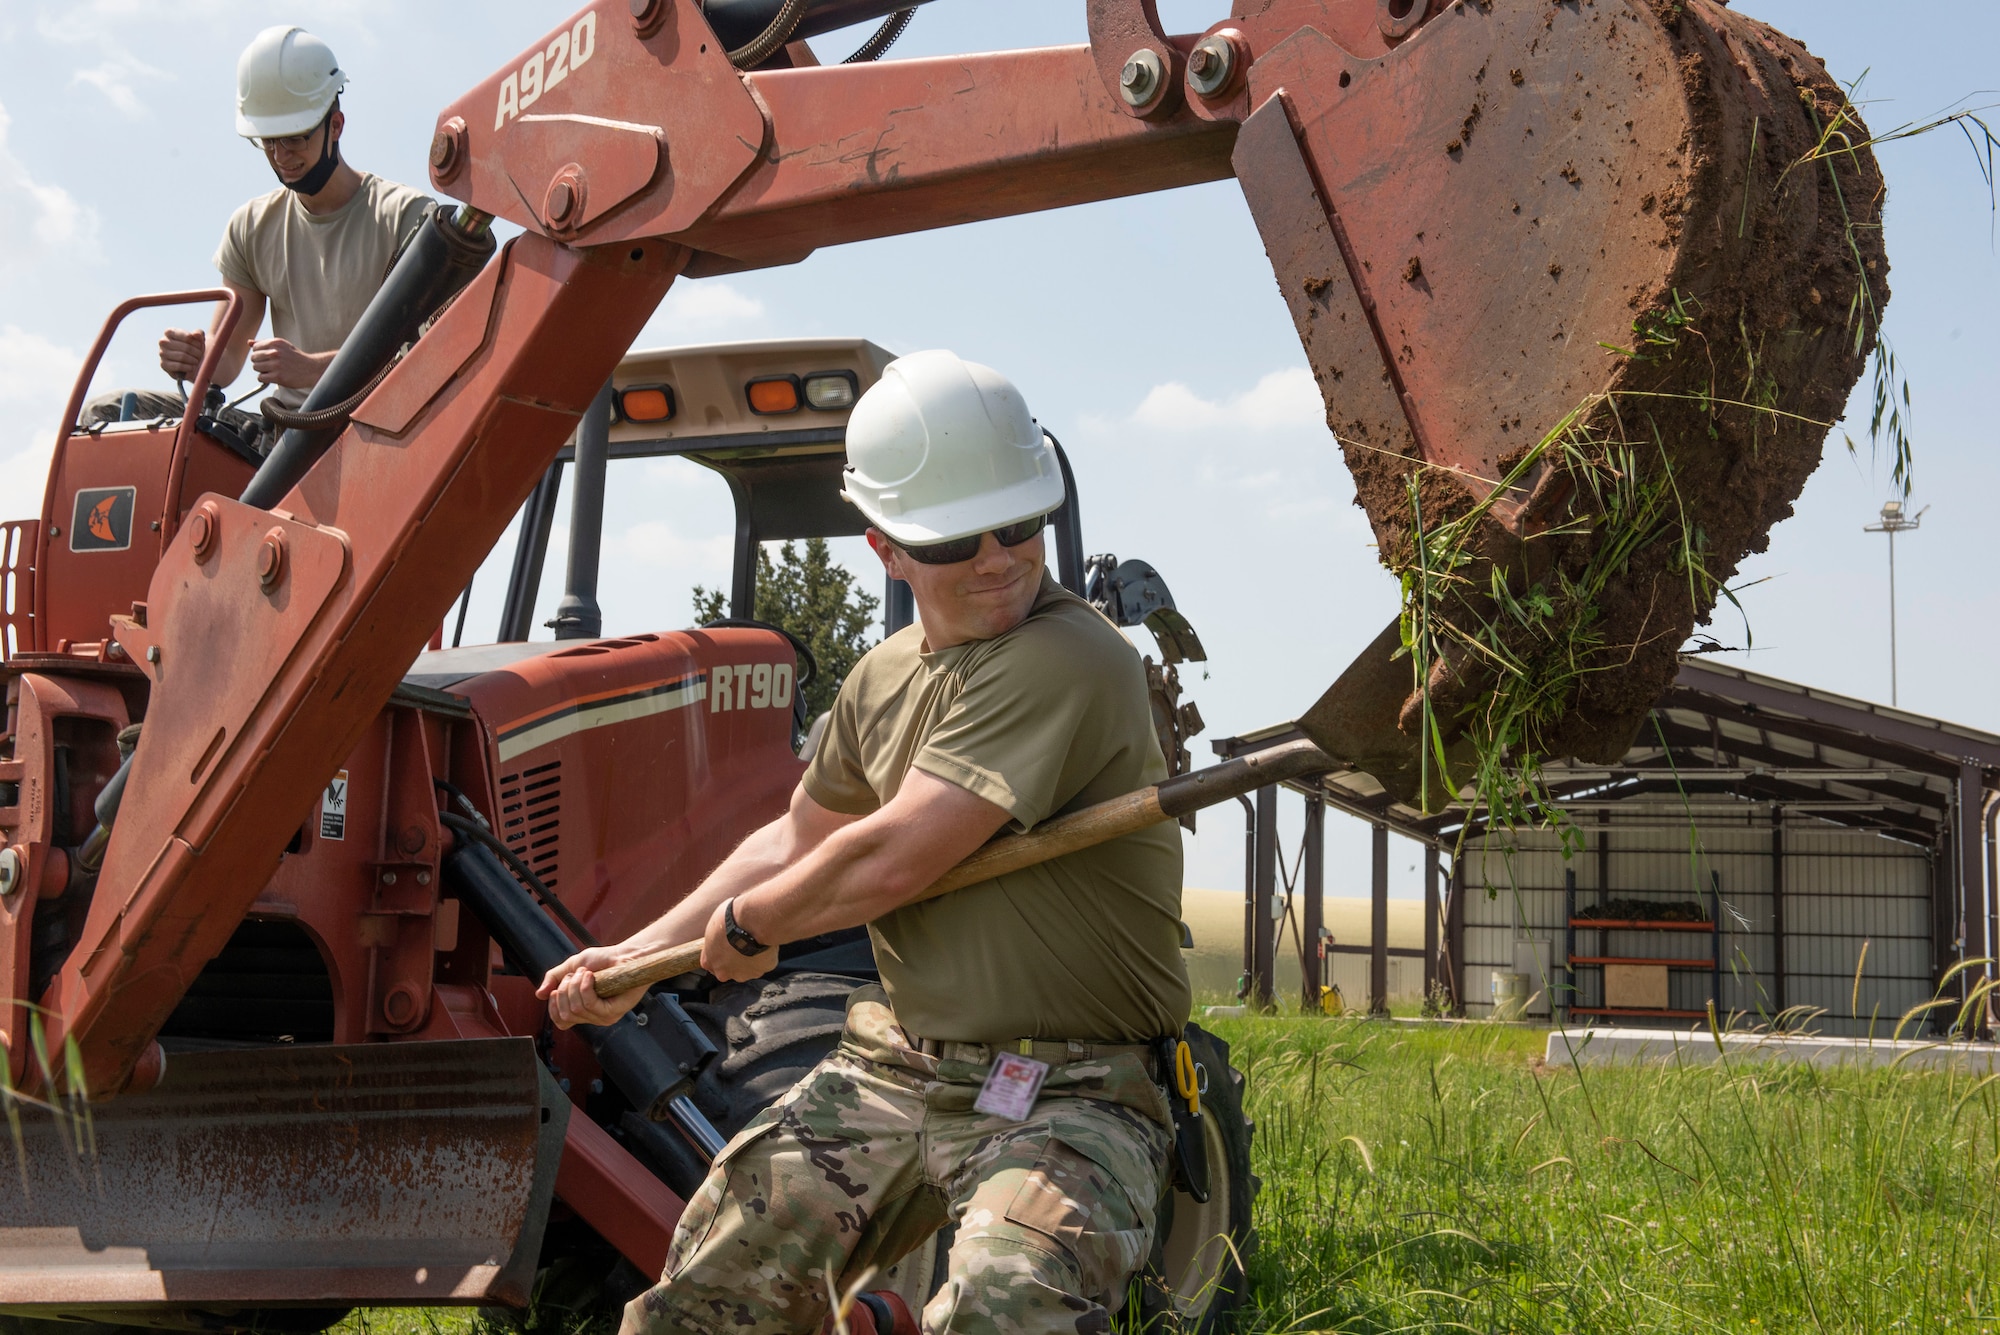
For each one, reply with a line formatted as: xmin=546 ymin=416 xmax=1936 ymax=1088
xmin=841 ymin=350 xmax=1065 ymax=545
xmin=236 ymin=25 xmax=347 ymax=139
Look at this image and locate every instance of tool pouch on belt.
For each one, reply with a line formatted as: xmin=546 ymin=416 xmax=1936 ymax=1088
xmin=1153 ymin=1030 xmax=1210 ymax=1204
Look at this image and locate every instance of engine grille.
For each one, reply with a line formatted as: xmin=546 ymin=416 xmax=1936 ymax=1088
xmin=500 ymin=758 xmax=562 ymax=889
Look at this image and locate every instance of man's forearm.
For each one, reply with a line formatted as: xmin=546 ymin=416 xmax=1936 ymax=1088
xmin=215 ymin=339 xmax=251 ymax=387
xmin=614 ymin=820 xmax=793 ymax=958
xmin=727 ymin=772 xmax=1009 ymax=951
xmin=733 ymin=822 xmax=919 ymax=947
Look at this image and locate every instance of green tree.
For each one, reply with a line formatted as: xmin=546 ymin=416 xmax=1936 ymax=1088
xmin=693 ymin=538 xmax=880 ymax=719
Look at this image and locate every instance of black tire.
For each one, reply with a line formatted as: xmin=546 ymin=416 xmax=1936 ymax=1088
xmin=680 ymin=971 xmax=857 ymax=1135
xmin=1139 ymin=1025 xmax=1257 ymax=1334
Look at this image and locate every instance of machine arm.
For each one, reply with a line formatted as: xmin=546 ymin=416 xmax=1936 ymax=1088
xmin=44 ymin=0 xmax=1881 ymax=1095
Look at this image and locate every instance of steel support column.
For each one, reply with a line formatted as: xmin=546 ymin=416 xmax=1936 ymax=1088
xmin=1253 ymin=784 xmax=1278 ymax=1011
xmin=1446 ymin=853 xmax=1467 ymax=1014
xmin=1987 ymin=795 xmax=1999 ymax=1036
xmin=499 ymin=462 xmax=564 ymax=642
xmin=1422 ymin=843 xmax=1440 ymax=1006
xmin=1956 ymin=761 xmax=1989 ymax=1035
xmin=1957 ymin=762 xmax=1983 ymax=1029
xmin=1370 ymin=822 xmax=1389 ymax=1015
xmin=1237 ymin=794 xmax=1255 ymax=1001
xmin=551 ymin=378 xmax=611 ymax=641
xmin=1771 ymin=807 xmax=1787 ymax=1016
xmin=1302 ymin=796 xmax=1325 ymax=1012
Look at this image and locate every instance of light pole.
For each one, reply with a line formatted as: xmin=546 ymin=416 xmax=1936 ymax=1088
xmin=1863 ymin=500 xmax=1927 ymax=706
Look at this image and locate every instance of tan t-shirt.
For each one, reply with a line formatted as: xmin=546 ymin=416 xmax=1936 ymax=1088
xmin=804 ymin=574 xmax=1191 ymax=1043
xmin=214 ymin=174 xmax=432 ymax=407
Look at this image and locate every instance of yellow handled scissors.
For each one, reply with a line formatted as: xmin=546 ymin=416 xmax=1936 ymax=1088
xmin=1173 ymin=1039 xmax=1200 ymax=1116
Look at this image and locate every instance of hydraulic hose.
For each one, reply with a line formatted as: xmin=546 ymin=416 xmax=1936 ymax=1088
xmin=445 ymin=839 xmax=726 ymax=1194
xmin=71 ymin=762 xmax=130 ymax=874
xmin=439 ymin=808 xmax=596 ymax=947
xmin=726 ymin=0 xmax=809 ymax=67
xmin=700 ymin=0 xmax=940 ymax=67
xmin=241 ymin=204 xmax=495 ymax=510
xmin=258 ymin=355 xmax=396 ymax=433
xmin=842 ymin=8 xmax=913 ymax=63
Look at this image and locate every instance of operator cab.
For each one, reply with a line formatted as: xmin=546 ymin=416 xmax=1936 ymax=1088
xmin=433 ymin=338 xmax=1087 ymax=648
xmin=405 ymin=336 xmax=1208 ymax=773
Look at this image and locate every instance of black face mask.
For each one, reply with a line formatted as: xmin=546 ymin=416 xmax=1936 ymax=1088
xmin=278 ymin=114 xmax=341 ymax=196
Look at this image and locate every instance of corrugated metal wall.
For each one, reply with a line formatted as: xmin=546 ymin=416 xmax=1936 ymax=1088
xmin=1456 ymin=807 xmax=1937 ymax=1036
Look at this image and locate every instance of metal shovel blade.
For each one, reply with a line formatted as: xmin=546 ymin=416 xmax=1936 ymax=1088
xmin=1296 ymin=617 xmax=1465 ymax=808
xmin=0 ymin=1037 xmax=567 ymax=1317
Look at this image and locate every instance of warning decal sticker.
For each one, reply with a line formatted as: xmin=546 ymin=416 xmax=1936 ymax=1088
xmin=321 ymin=770 xmax=348 ymax=840
xmin=69 ymin=486 xmax=137 ymax=553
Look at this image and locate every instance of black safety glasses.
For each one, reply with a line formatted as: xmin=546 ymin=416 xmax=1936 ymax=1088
xmin=894 ymin=513 xmax=1048 ymax=566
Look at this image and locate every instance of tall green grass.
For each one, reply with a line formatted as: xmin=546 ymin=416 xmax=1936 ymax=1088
xmin=337 ymin=1017 xmax=2000 ymax=1335
xmin=1212 ymin=1016 xmax=2000 ymax=1333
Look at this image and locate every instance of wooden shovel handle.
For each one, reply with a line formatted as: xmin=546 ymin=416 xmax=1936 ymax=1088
xmin=589 ymin=738 xmax=1331 ymax=998
xmin=592 ymin=941 xmax=706 ymax=996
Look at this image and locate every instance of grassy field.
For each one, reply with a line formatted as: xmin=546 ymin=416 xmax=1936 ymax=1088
xmin=336 ymin=1015 xmax=2000 ymax=1335
xmin=1211 ymin=1014 xmax=2000 ymax=1334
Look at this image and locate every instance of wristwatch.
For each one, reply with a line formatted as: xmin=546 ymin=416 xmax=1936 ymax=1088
xmin=722 ymin=897 xmax=768 ymax=957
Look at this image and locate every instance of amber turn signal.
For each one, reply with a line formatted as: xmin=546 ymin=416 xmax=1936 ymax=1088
xmin=746 ymin=376 xmax=801 ymax=415
xmin=617 ymin=385 xmax=676 ymax=423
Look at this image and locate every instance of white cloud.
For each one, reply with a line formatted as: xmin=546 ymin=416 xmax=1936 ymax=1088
xmin=71 ymin=53 xmax=173 ymax=119
xmin=0 ymin=326 xmax=81 ymax=520
xmin=0 ymin=324 xmax=79 ymax=406
xmin=36 ymin=1 xmax=392 ymax=41
xmin=0 ymin=101 xmax=100 ymax=273
xmin=611 ymin=520 xmax=732 ymax=572
xmin=636 ymin=280 xmax=768 ymax=347
xmin=1130 ymin=366 xmax=1323 ymax=433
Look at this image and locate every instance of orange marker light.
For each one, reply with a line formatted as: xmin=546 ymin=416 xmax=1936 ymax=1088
xmin=746 ymin=376 xmax=801 ymax=415
xmin=618 ymin=386 xmax=676 ymax=423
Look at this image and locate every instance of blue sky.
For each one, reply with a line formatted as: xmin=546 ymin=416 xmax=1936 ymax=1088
xmin=1 ymin=1 xmax=1994 ymax=902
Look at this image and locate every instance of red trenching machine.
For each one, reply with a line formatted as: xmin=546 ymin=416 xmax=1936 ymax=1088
xmin=0 ymin=0 xmax=1881 ymax=1329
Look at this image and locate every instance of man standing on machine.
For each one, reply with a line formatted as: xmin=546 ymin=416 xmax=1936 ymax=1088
xmin=540 ymin=349 xmax=1193 ymax=1335
xmin=85 ymin=25 xmax=431 ymax=443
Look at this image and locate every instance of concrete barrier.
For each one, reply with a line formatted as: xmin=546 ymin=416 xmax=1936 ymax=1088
xmin=1547 ymin=1027 xmax=2000 ymax=1073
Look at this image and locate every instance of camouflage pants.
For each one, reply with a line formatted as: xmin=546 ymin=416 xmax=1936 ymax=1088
xmin=622 ymin=986 xmax=1174 ymax=1335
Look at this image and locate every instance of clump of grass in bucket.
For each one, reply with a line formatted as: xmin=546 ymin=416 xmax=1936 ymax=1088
xmin=1395 ymin=380 xmax=1737 ymax=860
xmin=1393 ymin=81 xmax=1997 ymax=856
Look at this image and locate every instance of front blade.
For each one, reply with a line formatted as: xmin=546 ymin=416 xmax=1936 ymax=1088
xmin=0 ymin=1037 xmax=567 ymax=1313
xmin=1298 ymin=617 xmax=1467 ymax=808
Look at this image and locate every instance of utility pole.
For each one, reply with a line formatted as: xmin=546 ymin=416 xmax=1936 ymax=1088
xmin=1863 ymin=500 xmax=1926 ymax=706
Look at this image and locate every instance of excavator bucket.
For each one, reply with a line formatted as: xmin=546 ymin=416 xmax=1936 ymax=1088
xmin=1240 ymin=0 xmax=1886 ymax=784
xmin=0 ymin=1039 xmax=566 ymax=1321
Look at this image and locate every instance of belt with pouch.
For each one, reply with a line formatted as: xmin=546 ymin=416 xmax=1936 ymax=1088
xmin=908 ymin=1033 xmax=1160 ymax=1076
xmin=905 ymin=1029 xmax=1211 ymax=1204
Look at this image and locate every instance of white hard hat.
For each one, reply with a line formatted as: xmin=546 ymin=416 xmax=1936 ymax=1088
xmin=235 ymin=26 xmax=347 ymax=139
xmin=841 ymin=350 xmax=1065 ymax=544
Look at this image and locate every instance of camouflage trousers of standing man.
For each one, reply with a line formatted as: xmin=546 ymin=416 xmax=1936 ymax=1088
xmin=621 ymin=985 xmax=1174 ymax=1335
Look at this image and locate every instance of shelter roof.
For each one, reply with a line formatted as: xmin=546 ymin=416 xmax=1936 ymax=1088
xmin=1212 ymin=659 xmax=2000 ymax=848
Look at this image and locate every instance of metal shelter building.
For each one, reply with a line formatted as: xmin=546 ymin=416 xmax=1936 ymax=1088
xmin=1216 ymin=659 xmax=1998 ymax=1036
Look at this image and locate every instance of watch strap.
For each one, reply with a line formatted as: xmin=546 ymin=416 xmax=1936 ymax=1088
xmin=723 ymin=897 xmax=767 ymax=957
